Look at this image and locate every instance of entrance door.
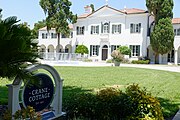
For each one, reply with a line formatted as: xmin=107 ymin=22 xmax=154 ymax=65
xmin=102 ymin=45 xmax=108 ymax=60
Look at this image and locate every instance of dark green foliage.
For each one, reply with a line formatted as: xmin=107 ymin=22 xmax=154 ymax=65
xmin=146 ymin=0 xmax=174 ymax=23
xmin=150 ymin=18 xmax=174 ymax=55
xmin=31 ymin=20 xmax=46 ymax=38
xmin=0 ymin=16 xmax=38 ymax=79
xmin=75 ymin=45 xmax=88 ymax=55
xmin=146 ymin=0 xmax=174 ymax=64
xmin=63 ymin=84 xmax=164 ymax=120
xmin=118 ymin=46 xmax=131 ymax=55
xmin=132 ymin=60 xmax=150 ymax=64
xmin=90 ymin=4 xmax=95 ymax=12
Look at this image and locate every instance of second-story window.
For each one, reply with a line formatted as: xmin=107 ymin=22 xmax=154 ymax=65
xmin=77 ymin=26 xmax=85 ymax=35
xmin=91 ymin=25 xmax=99 ymax=34
xmin=130 ymin=23 xmax=141 ymax=33
xmin=174 ymin=28 xmax=180 ymax=36
xmin=112 ymin=24 xmax=121 ymax=34
xmin=101 ymin=22 xmax=110 ymax=33
xmin=42 ymin=33 xmax=48 ymax=39
xmin=51 ymin=33 xmax=57 ymax=38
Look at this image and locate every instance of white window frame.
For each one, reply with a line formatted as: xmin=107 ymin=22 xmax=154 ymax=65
xmin=77 ymin=26 xmax=85 ymax=35
xmin=130 ymin=23 xmax=141 ymax=33
xmin=131 ymin=45 xmax=140 ymax=57
xmin=91 ymin=25 xmax=99 ymax=34
xmin=42 ymin=33 xmax=48 ymax=39
xmin=103 ymin=23 xmax=109 ymax=33
xmin=174 ymin=28 xmax=180 ymax=36
xmin=51 ymin=33 xmax=57 ymax=39
xmin=112 ymin=24 xmax=121 ymax=34
xmin=92 ymin=46 xmax=98 ymax=56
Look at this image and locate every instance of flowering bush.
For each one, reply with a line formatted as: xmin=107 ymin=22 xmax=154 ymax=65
xmin=111 ymin=50 xmax=124 ymax=62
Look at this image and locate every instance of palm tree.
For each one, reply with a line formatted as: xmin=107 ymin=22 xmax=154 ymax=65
xmin=0 ymin=16 xmax=39 ymax=79
xmin=39 ymin=0 xmax=77 ymax=53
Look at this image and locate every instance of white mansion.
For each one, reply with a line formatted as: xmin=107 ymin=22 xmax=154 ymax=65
xmin=38 ymin=5 xmax=180 ymax=64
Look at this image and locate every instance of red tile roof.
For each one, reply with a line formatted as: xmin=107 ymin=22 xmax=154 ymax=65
xmin=78 ymin=13 xmax=90 ymax=19
xmin=172 ymin=18 xmax=180 ymax=24
xmin=78 ymin=6 xmax=147 ymax=19
xmin=120 ymin=8 xmax=147 ymax=14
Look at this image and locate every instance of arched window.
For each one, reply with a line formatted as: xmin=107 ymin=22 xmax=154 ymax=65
xmin=103 ymin=22 xmax=109 ymax=33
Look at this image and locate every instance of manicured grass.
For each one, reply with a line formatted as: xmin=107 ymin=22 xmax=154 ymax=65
xmin=1 ymin=66 xmax=180 ymax=118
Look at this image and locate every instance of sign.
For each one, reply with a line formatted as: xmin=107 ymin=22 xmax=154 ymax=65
xmin=23 ymin=73 xmax=54 ymax=112
xmin=41 ymin=111 xmax=56 ymax=120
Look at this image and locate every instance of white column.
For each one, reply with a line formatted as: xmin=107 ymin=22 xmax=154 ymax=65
xmin=175 ymin=50 xmax=178 ymax=65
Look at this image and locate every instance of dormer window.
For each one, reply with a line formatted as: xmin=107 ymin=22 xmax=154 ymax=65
xmin=101 ymin=22 xmax=110 ymax=33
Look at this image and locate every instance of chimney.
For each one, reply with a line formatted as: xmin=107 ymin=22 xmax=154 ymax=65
xmin=84 ymin=5 xmax=92 ymax=14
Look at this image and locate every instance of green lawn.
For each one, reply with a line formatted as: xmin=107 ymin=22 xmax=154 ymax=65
xmin=1 ymin=66 xmax=180 ymax=118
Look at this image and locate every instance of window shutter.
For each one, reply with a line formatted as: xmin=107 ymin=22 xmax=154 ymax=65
xmin=111 ymin=45 xmax=114 ymax=53
xmin=112 ymin=25 xmax=114 ymax=34
xmin=119 ymin=24 xmax=121 ymax=33
xmin=76 ymin=27 xmax=79 ymax=35
xmin=139 ymin=23 xmax=141 ymax=33
xmin=130 ymin=24 xmax=133 ymax=33
xmin=101 ymin=22 xmax=103 ymax=33
xmin=97 ymin=25 xmax=99 ymax=34
xmin=91 ymin=26 xmax=93 ymax=34
xmin=90 ymin=45 xmax=92 ymax=56
xmin=82 ymin=26 xmax=85 ymax=35
xmin=97 ymin=45 xmax=100 ymax=56
xmin=129 ymin=45 xmax=132 ymax=57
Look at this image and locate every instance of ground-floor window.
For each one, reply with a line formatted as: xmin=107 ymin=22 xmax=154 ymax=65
xmin=111 ymin=45 xmax=120 ymax=53
xmin=130 ymin=45 xmax=140 ymax=57
xmin=90 ymin=45 xmax=100 ymax=56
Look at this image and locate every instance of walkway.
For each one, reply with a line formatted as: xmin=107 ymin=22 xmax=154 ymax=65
xmin=41 ymin=60 xmax=180 ymax=73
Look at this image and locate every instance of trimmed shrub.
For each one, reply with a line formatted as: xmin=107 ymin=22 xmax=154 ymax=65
xmin=63 ymin=84 xmax=164 ymax=120
xmin=118 ymin=46 xmax=131 ymax=55
xmin=75 ymin=45 xmax=88 ymax=55
xmin=132 ymin=60 xmax=150 ymax=64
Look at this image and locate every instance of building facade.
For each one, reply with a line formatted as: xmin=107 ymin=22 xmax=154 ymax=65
xmin=38 ymin=5 xmax=180 ymax=64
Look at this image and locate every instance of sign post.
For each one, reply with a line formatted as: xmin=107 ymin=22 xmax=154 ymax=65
xmin=7 ymin=64 xmax=65 ymax=119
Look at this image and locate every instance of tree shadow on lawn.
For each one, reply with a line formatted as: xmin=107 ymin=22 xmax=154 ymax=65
xmin=0 ymin=86 xmax=8 ymax=105
xmin=158 ymin=97 xmax=180 ymax=119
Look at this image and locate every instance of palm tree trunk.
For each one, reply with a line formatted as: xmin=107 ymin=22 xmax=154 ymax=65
xmin=57 ymin=33 xmax=61 ymax=53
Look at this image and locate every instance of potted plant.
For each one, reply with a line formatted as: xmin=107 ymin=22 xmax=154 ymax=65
xmin=111 ymin=50 xmax=124 ymax=66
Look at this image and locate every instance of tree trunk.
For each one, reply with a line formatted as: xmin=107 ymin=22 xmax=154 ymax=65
xmin=154 ymin=53 xmax=159 ymax=64
xmin=57 ymin=33 xmax=61 ymax=53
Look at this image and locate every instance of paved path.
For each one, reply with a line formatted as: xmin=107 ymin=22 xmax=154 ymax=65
xmin=41 ymin=60 xmax=180 ymax=73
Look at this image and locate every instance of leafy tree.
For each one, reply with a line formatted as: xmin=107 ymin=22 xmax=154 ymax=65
xmin=0 ymin=16 xmax=38 ymax=79
xmin=150 ymin=18 xmax=174 ymax=63
xmin=75 ymin=45 xmax=88 ymax=55
xmin=118 ymin=46 xmax=131 ymax=55
xmin=32 ymin=20 xmax=46 ymax=38
xmin=146 ymin=0 xmax=173 ymax=23
xmin=146 ymin=0 xmax=174 ymax=64
xmin=39 ymin=0 xmax=77 ymax=52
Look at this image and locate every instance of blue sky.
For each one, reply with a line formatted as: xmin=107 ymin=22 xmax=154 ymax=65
xmin=0 ymin=0 xmax=179 ymax=29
